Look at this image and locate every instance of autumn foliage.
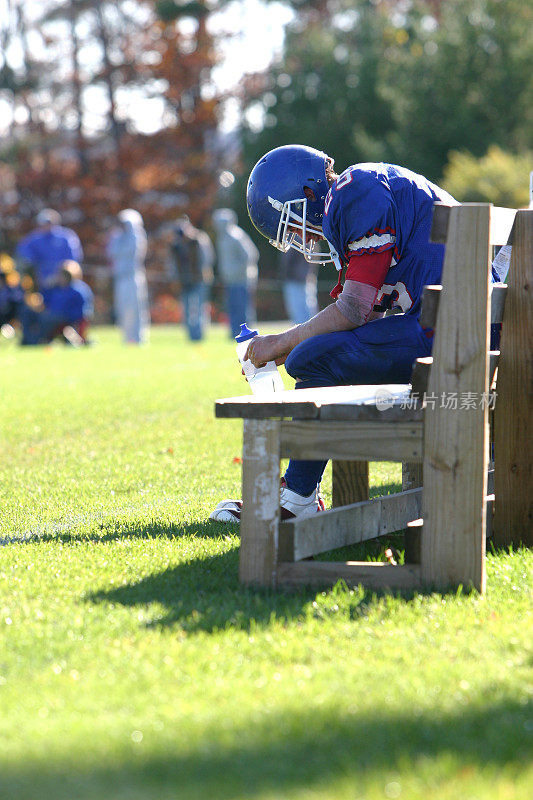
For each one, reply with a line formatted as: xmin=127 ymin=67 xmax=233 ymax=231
xmin=0 ymin=2 xmax=225 ymax=321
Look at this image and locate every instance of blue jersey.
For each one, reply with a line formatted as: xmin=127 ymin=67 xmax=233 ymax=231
xmin=45 ymin=285 xmax=85 ymax=324
xmin=322 ymin=163 xmax=457 ymax=317
xmin=16 ymin=226 xmax=83 ymax=283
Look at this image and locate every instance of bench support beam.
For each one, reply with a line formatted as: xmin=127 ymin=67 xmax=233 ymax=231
xmin=277 ymin=561 xmax=421 ymax=591
xmin=278 ymin=487 xmax=423 ymax=561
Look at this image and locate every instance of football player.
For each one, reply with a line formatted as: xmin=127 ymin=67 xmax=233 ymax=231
xmin=210 ymin=144 xmax=500 ymax=523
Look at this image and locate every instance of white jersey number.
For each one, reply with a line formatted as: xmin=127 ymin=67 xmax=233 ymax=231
xmin=324 ymin=166 xmax=357 ymax=216
xmin=375 ymin=281 xmax=413 ymax=313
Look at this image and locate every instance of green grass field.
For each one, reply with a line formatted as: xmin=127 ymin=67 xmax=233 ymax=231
xmin=0 ymin=325 xmax=531 ymax=800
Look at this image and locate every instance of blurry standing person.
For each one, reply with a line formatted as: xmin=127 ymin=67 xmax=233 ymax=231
xmin=280 ymin=248 xmax=319 ymax=324
xmin=212 ymin=208 xmax=259 ymax=338
xmin=15 ymin=209 xmax=83 ymax=302
xmin=168 ymin=216 xmax=214 ymax=341
xmin=107 ymin=209 xmax=149 ymax=344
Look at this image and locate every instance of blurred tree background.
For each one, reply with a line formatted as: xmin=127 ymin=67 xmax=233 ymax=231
xmin=0 ymin=0 xmax=532 ymax=321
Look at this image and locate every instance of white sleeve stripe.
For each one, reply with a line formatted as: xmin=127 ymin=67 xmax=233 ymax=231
xmin=347 ymin=233 xmax=396 ymax=252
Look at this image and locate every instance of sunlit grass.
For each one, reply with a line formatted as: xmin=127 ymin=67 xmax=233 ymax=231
xmin=0 ymin=325 xmax=531 ymax=800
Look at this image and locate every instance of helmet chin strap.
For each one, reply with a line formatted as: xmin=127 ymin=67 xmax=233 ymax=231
xmin=326 ymin=240 xmax=342 ymax=271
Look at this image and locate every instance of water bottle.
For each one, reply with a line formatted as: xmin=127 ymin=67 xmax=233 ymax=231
xmin=235 ymin=323 xmax=284 ymax=395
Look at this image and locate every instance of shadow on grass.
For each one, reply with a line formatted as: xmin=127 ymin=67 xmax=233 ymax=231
xmin=87 ymin=520 xmax=414 ymax=633
xmin=90 ymin=547 xmax=318 ymax=632
xmin=1 ymin=699 xmax=531 ymax=800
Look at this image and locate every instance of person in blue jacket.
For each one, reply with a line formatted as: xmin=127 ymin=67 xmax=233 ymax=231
xmin=15 ymin=209 xmax=83 ymax=302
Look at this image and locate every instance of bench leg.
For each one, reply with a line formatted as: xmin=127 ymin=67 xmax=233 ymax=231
xmin=332 ymin=460 xmax=369 ymax=507
xmin=402 ymin=463 xmax=423 ymax=563
xmin=239 ymin=419 xmax=282 ymax=587
xmin=421 ymin=205 xmax=491 ymax=592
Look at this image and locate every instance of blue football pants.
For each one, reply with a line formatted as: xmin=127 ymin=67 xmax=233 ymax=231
xmin=283 ymin=313 xmax=433 ymax=496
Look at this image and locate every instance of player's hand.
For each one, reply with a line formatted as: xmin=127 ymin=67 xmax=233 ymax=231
xmin=245 ymin=334 xmax=287 ymax=367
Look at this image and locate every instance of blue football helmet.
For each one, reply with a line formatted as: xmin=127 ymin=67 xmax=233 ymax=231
xmin=246 ymin=144 xmax=337 ymax=265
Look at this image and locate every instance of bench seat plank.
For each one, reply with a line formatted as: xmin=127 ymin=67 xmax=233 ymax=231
xmin=216 ymin=384 xmax=418 ymax=421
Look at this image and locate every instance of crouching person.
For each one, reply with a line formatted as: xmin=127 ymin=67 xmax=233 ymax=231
xmin=20 ymin=261 xmax=93 ymax=345
xmin=59 ymin=260 xmax=94 ymax=343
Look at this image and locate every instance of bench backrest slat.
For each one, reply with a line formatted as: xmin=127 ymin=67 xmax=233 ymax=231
xmin=493 ymin=210 xmax=533 ymax=547
xmin=431 ymin=203 xmax=516 ymax=246
xmin=421 ymin=203 xmax=492 ymax=591
xmin=419 ymin=283 xmax=507 ymax=331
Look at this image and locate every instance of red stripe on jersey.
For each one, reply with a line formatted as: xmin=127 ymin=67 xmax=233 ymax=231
xmin=345 ymin=249 xmax=393 ymax=289
xmin=367 ymin=226 xmax=396 ymax=235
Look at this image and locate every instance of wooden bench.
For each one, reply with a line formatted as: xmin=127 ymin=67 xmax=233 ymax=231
xmin=215 ymin=204 xmax=532 ymax=593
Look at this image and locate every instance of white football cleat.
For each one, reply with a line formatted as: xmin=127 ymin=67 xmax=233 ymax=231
xmin=209 ymin=479 xmax=325 ymax=523
xmin=209 ymin=498 xmax=243 ymax=523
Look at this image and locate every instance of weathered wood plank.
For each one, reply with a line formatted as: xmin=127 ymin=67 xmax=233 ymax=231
xmin=431 ymin=203 xmax=515 ymax=246
xmin=280 ymin=420 xmax=423 ymax=462
xmin=401 ymin=482 xmax=495 ymax=559
xmin=276 ymin=561 xmax=422 ymax=590
xmin=332 ymin=460 xmax=369 ymax=508
xmin=430 ymin=204 xmax=453 ymax=244
xmin=216 ymin=398 xmax=319 ymax=420
xmin=402 ymin=464 xmax=423 ymax=563
xmin=491 ymin=284 xmax=508 ymax=325
xmin=216 ymin=384 xmax=416 ymax=421
xmin=419 ymin=283 xmax=507 ymax=330
xmin=422 ymin=204 xmax=491 ymax=592
xmin=318 ymin=404 xmax=421 ymax=422
xmin=239 ymin=420 xmax=281 ymax=586
xmin=419 ymin=285 xmax=442 ymax=329
xmin=411 ymin=352 xmax=500 ymax=398
xmin=405 ymin=518 xmax=423 ymax=564
xmin=402 ymin=463 xmax=423 ymax=491
xmin=493 ymin=210 xmax=533 ymax=546
xmin=411 ymin=357 xmax=433 ymax=398
xmin=278 ymin=488 xmax=423 ymax=561
xmin=216 ymin=400 xmax=423 ymax=422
